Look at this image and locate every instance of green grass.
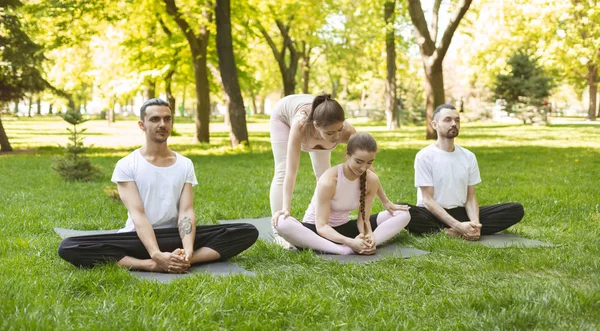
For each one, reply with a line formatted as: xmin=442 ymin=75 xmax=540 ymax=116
xmin=1 ymin=117 xmax=599 ymax=330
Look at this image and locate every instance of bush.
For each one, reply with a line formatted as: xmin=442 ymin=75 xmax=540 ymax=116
xmin=54 ymin=156 xmax=102 ymax=181
xmin=53 ymin=111 xmax=101 ymax=181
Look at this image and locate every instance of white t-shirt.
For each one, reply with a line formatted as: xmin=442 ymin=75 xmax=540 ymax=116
xmin=111 ymin=149 xmax=198 ymax=232
xmin=414 ymin=144 xmax=481 ymax=209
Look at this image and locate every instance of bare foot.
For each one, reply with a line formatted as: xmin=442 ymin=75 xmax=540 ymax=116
xmin=444 ymin=228 xmax=462 ymax=238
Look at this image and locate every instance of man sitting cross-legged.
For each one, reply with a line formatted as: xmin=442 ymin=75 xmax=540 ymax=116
xmin=402 ymin=104 xmax=524 ymax=240
xmin=58 ymin=98 xmax=258 ymax=272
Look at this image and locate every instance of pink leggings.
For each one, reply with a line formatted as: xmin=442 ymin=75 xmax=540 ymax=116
xmin=274 ymin=211 xmax=411 ymax=255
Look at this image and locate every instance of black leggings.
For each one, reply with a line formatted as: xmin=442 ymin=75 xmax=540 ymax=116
xmin=388 ymin=202 xmax=524 ymax=235
xmin=301 ymin=218 xmax=379 ymax=238
xmin=58 ymin=223 xmax=258 ymax=268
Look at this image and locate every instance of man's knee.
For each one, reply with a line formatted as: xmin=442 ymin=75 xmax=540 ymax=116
xmin=57 ymin=238 xmax=79 ymax=266
xmin=509 ymin=202 xmax=525 ymax=223
xmin=239 ymin=223 xmax=259 ymax=244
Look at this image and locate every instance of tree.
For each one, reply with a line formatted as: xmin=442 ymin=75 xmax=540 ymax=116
xmin=53 ymin=110 xmax=101 ymax=181
xmin=0 ymin=0 xmax=47 ymax=152
xmin=551 ymin=0 xmax=600 ymax=120
xmin=494 ymin=50 xmax=553 ymax=121
xmin=256 ymin=17 xmax=300 ymax=96
xmin=384 ymin=0 xmax=398 ymax=130
xmin=163 ymin=0 xmax=213 ymax=143
xmin=249 ymin=0 xmax=327 ymax=96
xmin=406 ymin=0 xmax=472 ymax=139
xmin=215 ymin=0 xmax=249 ymax=146
xmin=24 ymin=0 xmax=120 ymax=112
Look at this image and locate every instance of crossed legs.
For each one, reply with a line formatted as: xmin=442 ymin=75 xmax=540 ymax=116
xmin=58 ymin=223 xmax=259 ymax=271
xmin=275 ymin=210 xmax=410 ymax=255
xmin=404 ymin=202 xmax=524 ymax=235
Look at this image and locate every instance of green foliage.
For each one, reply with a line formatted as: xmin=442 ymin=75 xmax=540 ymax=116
xmin=494 ymin=50 xmax=553 ymax=108
xmin=0 ymin=0 xmax=46 ymax=102
xmin=53 ymin=111 xmax=101 ymax=181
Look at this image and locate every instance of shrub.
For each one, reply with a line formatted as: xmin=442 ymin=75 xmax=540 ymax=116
xmin=53 ymin=111 xmax=101 ymax=181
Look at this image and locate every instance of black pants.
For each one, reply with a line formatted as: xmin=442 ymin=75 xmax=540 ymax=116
xmin=301 ymin=218 xmax=379 ymax=238
xmin=58 ymin=223 xmax=258 ymax=268
xmin=371 ymin=202 xmax=524 ymax=235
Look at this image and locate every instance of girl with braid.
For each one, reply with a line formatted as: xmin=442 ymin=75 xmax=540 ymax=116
xmin=270 ymin=94 xmax=402 ymax=247
xmin=273 ymin=132 xmax=411 ymax=255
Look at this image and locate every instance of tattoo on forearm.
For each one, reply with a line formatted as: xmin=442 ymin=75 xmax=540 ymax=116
xmin=178 ymin=216 xmax=193 ymax=239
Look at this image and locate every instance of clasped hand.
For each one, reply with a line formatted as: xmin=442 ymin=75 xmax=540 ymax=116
xmin=454 ymin=222 xmax=482 ymax=241
xmin=151 ymin=248 xmax=191 ymax=273
xmin=349 ymin=233 xmax=376 ymax=255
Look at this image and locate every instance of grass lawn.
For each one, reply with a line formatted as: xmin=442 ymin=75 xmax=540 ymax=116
xmin=1 ymin=116 xmax=599 ymax=330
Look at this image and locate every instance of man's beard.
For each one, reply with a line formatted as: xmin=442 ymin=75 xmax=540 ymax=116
xmin=444 ymin=127 xmax=459 ymax=138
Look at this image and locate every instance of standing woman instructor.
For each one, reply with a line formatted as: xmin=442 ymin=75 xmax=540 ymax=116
xmin=270 ymin=93 xmax=400 ymax=226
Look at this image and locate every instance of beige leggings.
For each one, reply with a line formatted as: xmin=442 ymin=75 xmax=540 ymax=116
xmin=269 ymin=140 xmax=331 ymax=214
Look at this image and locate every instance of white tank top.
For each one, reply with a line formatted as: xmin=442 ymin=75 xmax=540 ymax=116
xmin=303 ymin=165 xmax=360 ymax=227
xmin=276 ymin=94 xmax=314 ymax=126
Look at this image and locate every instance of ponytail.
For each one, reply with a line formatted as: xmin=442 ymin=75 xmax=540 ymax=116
xmin=305 ymin=93 xmax=345 ymax=128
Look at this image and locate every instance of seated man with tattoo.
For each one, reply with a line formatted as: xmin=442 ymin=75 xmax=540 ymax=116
xmin=58 ymin=99 xmax=258 ymax=273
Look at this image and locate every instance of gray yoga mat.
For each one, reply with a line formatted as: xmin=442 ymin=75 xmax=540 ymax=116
xmin=54 ymin=227 xmax=255 ymax=278
xmin=217 ymin=218 xmax=430 ymax=261
xmin=218 ymin=217 xmax=275 ymax=241
xmin=54 ymin=227 xmax=119 ymax=239
xmin=317 ymin=244 xmax=430 ymax=264
xmin=132 ymin=262 xmax=255 ymax=283
xmin=475 ymin=233 xmax=554 ymax=248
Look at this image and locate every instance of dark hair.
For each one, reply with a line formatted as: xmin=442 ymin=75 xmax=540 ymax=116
xmin=432 ymin=104 xmax=456 ymax=121
xmin=140 ymin=98 xmax=170 ymax=121
xmin=306 ymin=93 xmax=345 ymax=128
xmin=346 ymin=132 xmax=378 ymax=227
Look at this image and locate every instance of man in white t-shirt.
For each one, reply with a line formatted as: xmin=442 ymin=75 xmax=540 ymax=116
xmin=58 ymin=98 xmax=258 ymax=272
xmin=405 ymin=104 xmax=524 ymax=240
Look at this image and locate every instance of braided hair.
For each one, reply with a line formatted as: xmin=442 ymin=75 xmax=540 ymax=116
xmin=346 ymin=132 xmax=378 ymax=232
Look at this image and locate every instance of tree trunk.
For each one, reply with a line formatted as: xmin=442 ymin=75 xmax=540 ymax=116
xmin=193 ymin=57 xmax=211 ymax=143
xmin=36 ymin=96 xmax=41 ymax=115
xmin=360 ymin=88 xmax=367 ymax=110
xmin=257 ymin=20 xmax=300 ymax=96
xmin=0 ymin=114 xmax=13 ymax=152
xmin=424 ymin=60 xmax=445 ymax=139
xmin=182 ymin=85 xmax=186 ymax=114
xmin=406 ymin=0 xmax=472 ymax=139
xmin=249 ymin=88 xmax=258 ymax=115
xmin=110 ymin=100 xmax=116 ymax=123
xmin=301 ymin=42 xmax=311 ymax=94
xmin=384 ymin=0 xmax=398 ymax=130
xmin=302 ymin=63 xmax=310 ymax=94
xmin=165 ymin=68 xmax=176 ymax=127
xmin=108 ymin=105 xmax=114 ymax=124
xmin=145 ymin=78 xmax=156 ymax=100
xmin=48 ymin=103 xmax=53 ymax=115
xmin=283 ymin=68 xmax=297 ymax=96
xmin=259 ymin=95 xmax=265 ymax=115
xmin=587 ymin=65 xmax=597 ymax=121
xmin=216 ymin=0 xmax=249 ymax=146
xmin=164 ymin=0 xmax=211 ymax=143
xmin=28 ymin=95 xmax=32 ymax=117
xmin=330 ymin=76 xmax=340 ymax=99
